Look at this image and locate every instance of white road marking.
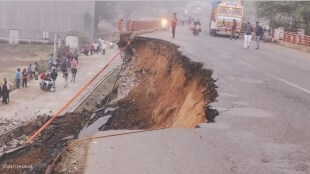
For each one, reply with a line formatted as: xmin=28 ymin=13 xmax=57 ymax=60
xmin=278 ymin=79 xmax=310 ymax=94
xmin=238 ymin=60 xmax=310 ymax=95
xmin=238 ymin=60 xmax=257 ymax=69
xmin=221 ymin=50 xmax=229 ymax=55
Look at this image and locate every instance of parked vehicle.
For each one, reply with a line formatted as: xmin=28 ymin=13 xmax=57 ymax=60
xmin=40 ymin=78 xmax=55 ymax=92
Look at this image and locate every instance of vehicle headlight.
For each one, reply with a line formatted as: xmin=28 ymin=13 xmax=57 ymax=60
xmin=161 ymin=19 xmax=168 ymax=26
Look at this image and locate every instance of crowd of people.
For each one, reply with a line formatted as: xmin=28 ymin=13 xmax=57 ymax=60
xmin=82 ymin=39 xmax=106 ymax=56
xmin=210 ymin=19 xmax=264 ymax=49
xmin=0 ymin=54 xmax=80 ymax=105
xmin=0 ymin=62 xmax=38 ymax=104
xmin=0 ymin=37 xmax=109 ymax=106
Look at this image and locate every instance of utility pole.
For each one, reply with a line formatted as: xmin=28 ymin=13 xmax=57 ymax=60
xmin=289 ymin=16 xmax=292 ymax=30
xmin=53 ymin=32 xmax=57 ymax=64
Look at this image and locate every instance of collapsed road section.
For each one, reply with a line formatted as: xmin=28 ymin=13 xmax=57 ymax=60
xmin=0 ymin=37 xmax=218 ymax=174
xmin=102 ymin=37 xmax=218 ymax=130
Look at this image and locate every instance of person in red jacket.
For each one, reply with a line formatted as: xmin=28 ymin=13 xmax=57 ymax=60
xmin=22 ymin=69 xmax=28 ymax=87
xmin=171 ymin=13 xmax=177 ymax=38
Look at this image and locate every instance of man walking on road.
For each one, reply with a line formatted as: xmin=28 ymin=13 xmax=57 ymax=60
xmin=255 ymin=22 xmax=264 ymax=49
xmin=244 ymin=22 xmax=253 ymax=49
xmin=16 ymin=68 xmax=21 ymax=88
xmin=210 ymin=19 xmax=217 ymax=36
xmin=171 ymin=13 xmax=177 ymax=38
xmin=230 ymin=19 xmax=237 ymax=40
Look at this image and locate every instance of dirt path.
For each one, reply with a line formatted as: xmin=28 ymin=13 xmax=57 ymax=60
xmin=0 ymin=48 xmax=122 ymax=134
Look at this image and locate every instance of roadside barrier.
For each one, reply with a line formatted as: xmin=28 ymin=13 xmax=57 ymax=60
xmin=118 ymin=19 xmax=161 ymax=32
xmin=273 ymin=30 xmax=310 ymax=47
xmin=25 ymin=41 xmax=131 ymax=144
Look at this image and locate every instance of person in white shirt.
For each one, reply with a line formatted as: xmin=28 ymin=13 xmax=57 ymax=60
xmin=210 ymin=19 xmax=217 ymax=36
xmin=93 ymin=43 xmax=98 ymax=55
xmin=99 ymin=39 xmax=106 ymax=50
xmin=3 ymin=78 xmax=14 ymax=103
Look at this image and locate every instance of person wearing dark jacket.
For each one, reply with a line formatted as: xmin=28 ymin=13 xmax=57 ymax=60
xmin=50 ymin=69 xmax=58 ymax=85
xmin=0 ymin=86 xmax=2 ymax=98
xmin=2 ymin=82 xmax=8 ymax=104
xmin=255 ymin=22 xmax=264 ymax=49
xmin=71 ymin=66 xmax=77 ymax=83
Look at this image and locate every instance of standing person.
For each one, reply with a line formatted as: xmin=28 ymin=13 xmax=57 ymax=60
xmin=210 ymin=19 xmax=216 ymax=36
xmin=61 ymin=59 xmax=67 ymax=77
xmin=50 ymin=69 xmax=58 ymax=86
xmin=34 ymin=62 xmax=39 ymax=80
xmin=182 ymin=21 xmax=184 ymax=27
xmin=96 ymin=43 xmax=100 ymax=53
xmin=2 ymin=82 xmax=8 ymax=104
xmin=74 ymin=50 xmax=79 ymax=63
xmin=101 ymin=39 xmax=106 ymax=54
xmin=171 ymin=13 xmax=177 ymax=38
xmin=71 ymin=58 xmax=77 ymax=68
xmin=27 ymin=64 xmax=33 ymax=80
xmin=16 ymin=68 xmax=21 ymax=88
xmin=255 ymin=22 xmax=264 ymax=49
xmin=3 ymin=78 xmax=13 ymax=103
xmin=71 ymin=65 xmax=77 ymax=83
xmin=230 ymin=19 xmax=237 ymax=40
xmin=93 ymin=43 xmax=98 ymax=55
xmin=63 ymin=68 xmax=69 ymax=88
xmin=22 ymin=69 xmax=28 ymax=87
xmin=48 ymin=54 xmax=53 ymax=71
xmin=90 ymin=43 xmax=94 ymax=55
xmin=244 ymin=22 xmax=253 ymax=49
xmin=0 ymin=86 xmax=2 ymax=98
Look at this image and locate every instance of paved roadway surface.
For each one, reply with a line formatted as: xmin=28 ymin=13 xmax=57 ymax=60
xmin=0 ymin=49 xmax=122 ymax=134
xmin=84 ymin=28 xmax=310 ymax=174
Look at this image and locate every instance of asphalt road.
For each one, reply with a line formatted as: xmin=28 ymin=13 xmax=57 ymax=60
xmin=84 ymin=28 xmax=310 ymax=174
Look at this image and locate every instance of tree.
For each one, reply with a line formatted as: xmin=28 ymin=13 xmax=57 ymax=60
xmin=292 ymin=2 xmax=310 ymax=34
xmin=256 ymin=1 xmax=310 ymax=34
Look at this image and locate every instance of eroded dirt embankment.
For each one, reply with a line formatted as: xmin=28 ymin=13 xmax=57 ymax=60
xmin=103 ymin=37 xmax=218 ymax=130
xmin=0 ymin=37 xmax=218 ymax=174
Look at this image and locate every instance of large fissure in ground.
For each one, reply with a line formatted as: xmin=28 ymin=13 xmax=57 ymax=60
xmin=102 ymin=37 xmax=218 ymax=130
xmin=0 ymin=37 xmax=218 ymax=174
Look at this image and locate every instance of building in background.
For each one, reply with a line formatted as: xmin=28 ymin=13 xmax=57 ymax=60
xmin=0 ymin=1 xmax=95 ymax=44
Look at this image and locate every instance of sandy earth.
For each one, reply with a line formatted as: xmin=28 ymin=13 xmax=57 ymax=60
xmin=0 ymin=48 xmax=122 ymax=134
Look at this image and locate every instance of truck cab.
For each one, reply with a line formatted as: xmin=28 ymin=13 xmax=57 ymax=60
xmin=210 ymin=1 xmax=244 ymax=37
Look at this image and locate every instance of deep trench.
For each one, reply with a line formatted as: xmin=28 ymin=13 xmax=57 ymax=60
xmin=0 ymin=37 xmax=218 ymax=174
xmin=101 ymin=37 xmax=218 ymax=130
